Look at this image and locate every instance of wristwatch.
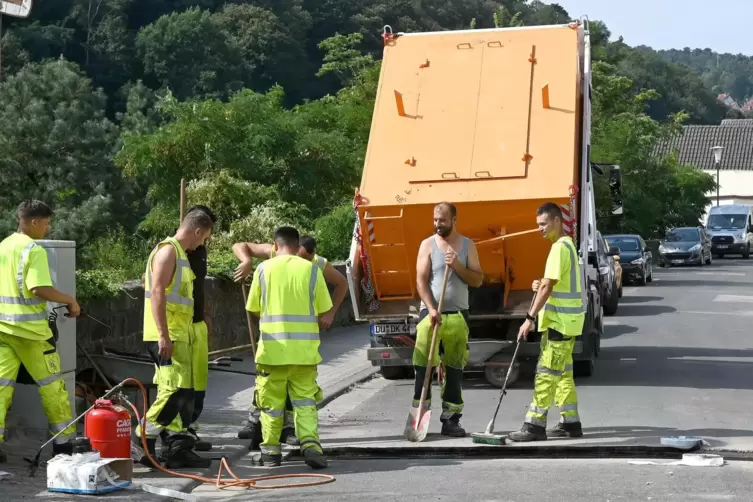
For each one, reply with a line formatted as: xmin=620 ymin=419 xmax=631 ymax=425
xmin=525 ymin=313 xmax=536 ymax=322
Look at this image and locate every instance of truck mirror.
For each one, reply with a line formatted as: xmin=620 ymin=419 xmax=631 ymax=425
xmin=609 ymin=165 xmax=623 ymax=215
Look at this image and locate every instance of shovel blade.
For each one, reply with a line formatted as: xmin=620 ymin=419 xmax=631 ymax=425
xmin=403 ymin=407 xmax=431 ymax=442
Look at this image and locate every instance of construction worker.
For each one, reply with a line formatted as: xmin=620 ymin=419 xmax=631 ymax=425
xmin=414 ymin=202 xmax=483 ymax=437
xmin=136 ymin=208 xmax=214 ymax=469
xmin=245 ymin=226 xmax=332 ymax=469
xmin=167 ymin=205 xmax=217 ymax=452
xmin=232 ymin=235 xmax=348 ymax=447
xmin=508 ymin=202 xmax=585 ymax=442
xmin=0 ymin=200 xmax=80 ymax=463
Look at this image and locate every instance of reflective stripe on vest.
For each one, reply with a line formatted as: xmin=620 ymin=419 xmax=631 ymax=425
xmin=544 ymin=238 xmax=585 ymax=315
xmin=144 ymin=239 xmax=194 ymax=309
xmin=258 ymin=261 xmax=319 ymax=341
xmin=0 ymin=239 xmax=47 ymax=325
xmin=313 ymin=255 xmax=326 ymax=271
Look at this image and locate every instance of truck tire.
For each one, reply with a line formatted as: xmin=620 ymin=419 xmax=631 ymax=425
xmin=380 ymin=366 xmax=410 ymax=380
xmin=483 ymin=352 xmax=521 ymax=388
xmin=574 ymin=359 xmax=594 ymax=378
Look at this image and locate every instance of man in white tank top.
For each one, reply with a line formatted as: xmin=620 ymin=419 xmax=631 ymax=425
xmin=413 ymin=202 xmax=483 ymax=437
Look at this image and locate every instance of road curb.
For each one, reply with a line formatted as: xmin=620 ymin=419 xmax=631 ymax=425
xmin=165 ymin=367 xmax=379 ymax=498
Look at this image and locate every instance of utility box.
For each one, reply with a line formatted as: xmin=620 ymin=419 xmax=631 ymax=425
xmin=6 ymin=240 xmax=77 ymax=440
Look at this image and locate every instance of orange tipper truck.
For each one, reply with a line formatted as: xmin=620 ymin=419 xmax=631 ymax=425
xmin=346 ymin=21 xmax=624 ymax=387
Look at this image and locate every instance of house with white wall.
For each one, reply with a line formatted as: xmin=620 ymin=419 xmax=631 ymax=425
xmin=655 ymin=119 xmax=753 ymax=223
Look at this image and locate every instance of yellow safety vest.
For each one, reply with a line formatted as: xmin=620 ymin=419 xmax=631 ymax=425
xmin=252 ymin=255 xmax=323 ymax=366
xmin=538 ymin=236 xmax=585 ymax=337
xmin=143 ymin=237 xmax=195 ymax=342
xmin=270 ymin=247 xmax=328 ymax=271
xmin=0 ymin=233 xmax=52 ymax=340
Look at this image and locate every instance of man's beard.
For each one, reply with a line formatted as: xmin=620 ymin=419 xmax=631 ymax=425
xmin=435 ymin=226 xmax=451 ymax=237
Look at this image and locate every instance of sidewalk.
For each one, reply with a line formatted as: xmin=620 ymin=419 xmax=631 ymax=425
xmin=0 ymin=324 xmax=374 ymax=500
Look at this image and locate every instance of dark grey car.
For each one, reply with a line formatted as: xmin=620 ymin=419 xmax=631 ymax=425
xmin=605 ymin=234 xmax=653 ymax=286
xmin=658 ymin=226 xmax=712 ymax=267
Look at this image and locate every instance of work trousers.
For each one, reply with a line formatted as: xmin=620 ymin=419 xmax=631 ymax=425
xmin=137 ymin=339 xmax=195 ymax=439
xmin=412 ymin=310 xmax=470 ymax=420
xmin=524 ymin=329 xmax=580 ymax=427
xmin=0 ymin=333 xmax=75 ymax=444
xmin=255 ymin=364 xmax=323 ymax=456
xmin=166 ymin=321 xmax=207 ymax=433
xmin=248 ymin=394 xmax=295 ymax=430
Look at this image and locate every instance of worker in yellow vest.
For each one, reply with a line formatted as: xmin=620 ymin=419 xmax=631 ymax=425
xmin=232 ymin=235 xmax=348 ymax=447
xmin=246 ymin=226 xmax=332 ymax=469
xmin=0 ymin=201 xmax=80 ymax=463
xmin=508 ymin=202 xmax=585 ymax=442
xmin=166 ymin=205 xmax=217 ymax=452
xmin=135 ymin=209 xmax=214 ymax=469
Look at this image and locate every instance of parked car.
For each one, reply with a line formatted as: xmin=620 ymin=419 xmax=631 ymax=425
xmin=658 ymin=226 xmax=712 ymax=267
xmin=706 ymin=204 xmax=753 ymax=259
xmin=604 ymin=234 xmax=653 ymax=286
xmin=596 ymin=231 xmax=620 ymax=316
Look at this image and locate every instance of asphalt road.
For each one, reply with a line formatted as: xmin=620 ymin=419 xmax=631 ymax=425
xmin=317 ymin=258 xmax=753 ymax=452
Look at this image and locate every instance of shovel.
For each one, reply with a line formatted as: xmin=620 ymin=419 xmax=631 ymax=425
xmin=404 ymin=264 xmax=451 ymax=442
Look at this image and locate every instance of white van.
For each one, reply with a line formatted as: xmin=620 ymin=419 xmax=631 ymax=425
xmin=706 ymin=204 xmax=753 ymax=258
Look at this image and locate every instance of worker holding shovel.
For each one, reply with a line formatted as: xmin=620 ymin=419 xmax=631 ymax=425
xmin=409 ymin=202 xmax=483 ymax=439
xmin=508 ymin=202 xmax=585 ymax=442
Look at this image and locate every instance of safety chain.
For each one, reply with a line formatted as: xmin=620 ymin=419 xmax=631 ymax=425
xmin=352 ymin=189 xmax=380 ymax=313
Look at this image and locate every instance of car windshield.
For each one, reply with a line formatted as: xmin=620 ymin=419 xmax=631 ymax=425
xmin=707 ymin=214 xmax=746 ymax=230
xmin=606 ymin=237 xmax=640 ymax=252
xmin=665 ymin=229 xmax=699 ymax=242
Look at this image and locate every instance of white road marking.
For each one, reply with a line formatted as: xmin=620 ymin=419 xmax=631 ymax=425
xmin=695 ymin=272 xmax=746 ymax=276
xmin=713 ymin=294 xmax=753 ymax=303
xmin=620 ymin=358 xmax=637 ymax=361
xmin=679 ymin=310 xmax=753 ymax=317
xmin=603 ymin=319 xmax=620 ymax=326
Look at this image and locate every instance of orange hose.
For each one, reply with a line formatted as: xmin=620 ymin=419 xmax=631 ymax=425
xmin=121 ymin=378 xmax=336 ymax=490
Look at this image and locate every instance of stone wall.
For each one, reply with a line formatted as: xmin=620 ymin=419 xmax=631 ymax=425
xmin=76 ymin=264 xmax=358 ymax=369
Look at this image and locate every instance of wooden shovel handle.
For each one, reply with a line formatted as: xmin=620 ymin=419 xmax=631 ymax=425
xmin=241 ymin=282 xmax=257 ymax=358
xmin=417 ymin=265 xmax=452 ymax=412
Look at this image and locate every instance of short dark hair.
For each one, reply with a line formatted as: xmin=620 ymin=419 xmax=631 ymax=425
xmin=300 ymin=235 xmax=317 ymax=254
xmin=182 ymin=208 xmax=215 ymax=231
xmin=274 ymin=226 xmax=300 ymax=249
xmin=536 ymin=202 xmax=563 ymax=220
xmin=18 ymin=200 xmax=53 ymax=220
xmin=434 ymin=201 xmax=457 ymax=218
xmin=186 ymin=205 xmax=217 ymax=224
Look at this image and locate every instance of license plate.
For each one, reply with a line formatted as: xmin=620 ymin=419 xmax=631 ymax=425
xmin=717 ymin=245 xmax=728 ymax=249
xmin=672 ymin=260 xmax=684 ymax=264
xmin=370 ymin=323 xmax=412 ymax=336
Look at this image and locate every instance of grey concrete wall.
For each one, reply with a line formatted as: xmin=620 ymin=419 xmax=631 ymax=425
xmin=76 ymin=264 xmax=358 ymax=369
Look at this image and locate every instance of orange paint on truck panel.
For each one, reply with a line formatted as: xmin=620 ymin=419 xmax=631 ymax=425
xmin=356 ymin=25 xmax=585 ymax=305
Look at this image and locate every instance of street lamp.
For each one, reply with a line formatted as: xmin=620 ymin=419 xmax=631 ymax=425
xmin=711 ymin=146 xmax=724 ymax=206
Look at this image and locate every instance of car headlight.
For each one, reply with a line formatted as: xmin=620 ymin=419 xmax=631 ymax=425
xmin=735 ymin=233 xmax=746 ymax=242
xmin=689 ymin=244 xmax=701 ymax=252
xmin=630 ymin=258 xmax=643 ymax=265
xmin=659 ymin=245 xmax=667 ymax=253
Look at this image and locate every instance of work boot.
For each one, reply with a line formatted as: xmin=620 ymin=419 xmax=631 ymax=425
xmin=508 ymin=423 xmax=547 ymax=442
xmin=260 ymin=452 xmax=282 ymax=467
xmin=303 ymin=448 xmax=328 ymax=470
xmin=546 ymin=421 xmax=584 ymax=438
xmin=187 ymin=427 xmax=212 ymax=451
xmin=240 ymin=422 xmax=263 ymax=451
xmin=280 ymin=427 xmax=299 ymax=446
xmin=440 ymin=415 xmax=467 ymax=438
xmin=160 ymin=435 xmax=212 ymax=470
xmin=52 ymin=442 xmax=73 ymax=457
xmin=0 ymin=445 xmax=6 ymax=464
xmin=137 ymin=437 xmax=160 ymax=469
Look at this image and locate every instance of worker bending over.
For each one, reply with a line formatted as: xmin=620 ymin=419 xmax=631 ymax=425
xmin=233 ymin=235 xmax=347 ymax=447
xmin=167 ymin=205 xmax=217 ymax=452
xmin=245 ymin=226 xmax=332 ymax=469
xmin=0 ymin=201 xmax=80 ymax=462
xmin=413 ymin=202 xmax=483 ymax=437
xmin=136 ymin=209 xmax=214 ymax=468
xmin=508 ymin=202 xmax=585 ymax=442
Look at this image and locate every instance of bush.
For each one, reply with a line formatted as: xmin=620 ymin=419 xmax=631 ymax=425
xmin=314 ymin=203 xmax=354 ymax=261
xmin=77 ymin=230 xmax=149 ymax=300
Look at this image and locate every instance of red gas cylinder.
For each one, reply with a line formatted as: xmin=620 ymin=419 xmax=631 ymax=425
xmin=84 ymin=399 xmax=132 ymax=459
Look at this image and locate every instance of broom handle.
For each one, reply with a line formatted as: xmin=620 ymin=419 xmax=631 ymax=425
xmin=241 ymin=282 xmax=257 ymax=358
xmin=417 ymin=265 xmax=451 ymax=413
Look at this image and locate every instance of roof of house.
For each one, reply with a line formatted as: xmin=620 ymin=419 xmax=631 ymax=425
xmin=654 ymin=125 xmax=753 ymax=171
xmin=721 ymin=119 xmax=753 ymax=127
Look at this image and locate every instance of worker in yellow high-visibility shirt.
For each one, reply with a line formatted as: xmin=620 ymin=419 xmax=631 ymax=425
xmin=135 ymin=208 xmax=215 ymax=469
xmin=246 ymin=226 xmax=333 ymax=469
xmin=0 ymin=200 xmax=80 ymax=463
xmin=232 ymin=234 xmax=348 ymax=448
xmin=508 ymin=202 xmax=585 ymax=442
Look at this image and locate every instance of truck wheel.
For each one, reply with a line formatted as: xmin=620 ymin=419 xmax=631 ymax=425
xmin=483 ymin=352 xmax=521 ymax=388
xmin=574 ymin=359 xmax=594 ymax=378
xmin=380 ymin=366 xmax=409 ymax=380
